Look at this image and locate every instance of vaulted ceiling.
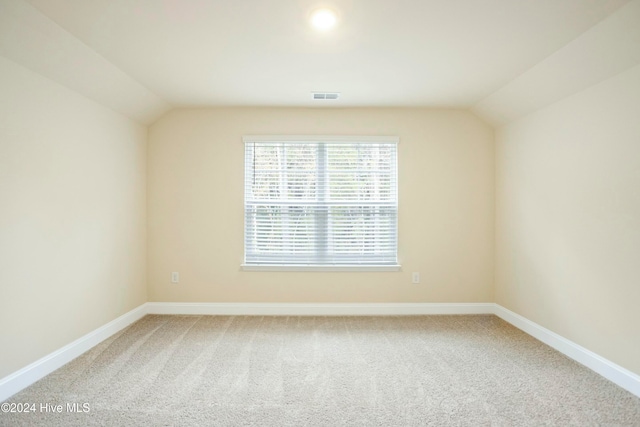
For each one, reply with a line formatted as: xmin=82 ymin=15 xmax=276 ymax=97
xmin=1 ymin=0 xmax=639 ymax=124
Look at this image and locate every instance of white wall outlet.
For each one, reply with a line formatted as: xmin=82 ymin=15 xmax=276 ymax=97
xmin=412 ymin=272 xmax=420 ymax=284
xmin=171 ymin=272 xmax=179 ymax=284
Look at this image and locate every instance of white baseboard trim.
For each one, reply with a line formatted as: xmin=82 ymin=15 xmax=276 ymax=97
xmin=0 ymin=304 xmax=148 ymax=403
xmin=494 ymin=304 xmax=640 ymax=398
xmin=146 ymin=302 xmax=495 ymax=316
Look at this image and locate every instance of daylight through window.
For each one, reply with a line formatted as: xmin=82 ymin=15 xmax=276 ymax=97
xmin=243 ymin=136 xmax=398 ymax=268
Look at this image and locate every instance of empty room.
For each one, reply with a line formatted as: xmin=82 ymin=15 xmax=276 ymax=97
xmin=1 ymin=0 xmax=639 ymax=425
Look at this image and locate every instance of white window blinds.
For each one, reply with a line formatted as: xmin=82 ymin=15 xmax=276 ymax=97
xmin=244 ymin=137 xmax=398 ymax=266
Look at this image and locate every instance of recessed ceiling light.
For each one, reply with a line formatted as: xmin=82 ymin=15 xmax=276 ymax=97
xmin=310 ymin=8 xmax=337 ymax=31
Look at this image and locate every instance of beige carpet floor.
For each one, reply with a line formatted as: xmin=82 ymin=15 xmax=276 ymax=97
xmin=1 ymin=315 xmax=639 ymax=426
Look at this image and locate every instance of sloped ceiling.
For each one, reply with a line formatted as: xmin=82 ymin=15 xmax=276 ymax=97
xmin=1 ymin=0 xmax=639 ymax=125
xmin=0 ymin=0 xmax=170 ymax=124
xmin=472 ymin=0 xmax=640 ymax=125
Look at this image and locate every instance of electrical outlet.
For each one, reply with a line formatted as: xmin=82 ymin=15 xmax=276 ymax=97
xmin=171 ymin=272 xmax=179 ymax=284
xmin=412 ymin=272 xmax=420 ymax=284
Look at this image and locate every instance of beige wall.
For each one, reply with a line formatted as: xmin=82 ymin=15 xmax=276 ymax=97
xmin=0 ymin=57 xmax=147 ymax=378
xmin=148 ymin=108 xmax=494 ymax=303
xmin=495 ymin=64 xmax=640 ymax=375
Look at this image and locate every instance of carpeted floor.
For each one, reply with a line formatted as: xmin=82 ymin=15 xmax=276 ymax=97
xmin=1 ymin=315 xmax=639 ymax=426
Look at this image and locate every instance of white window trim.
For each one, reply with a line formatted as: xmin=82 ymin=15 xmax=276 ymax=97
xmin=241 ymin=264 xmax=402 ymax=272
xmin=242 ymin=135 xmax=400 ymax=144
xmin=242 ymin=135 xmax=400 ymax=271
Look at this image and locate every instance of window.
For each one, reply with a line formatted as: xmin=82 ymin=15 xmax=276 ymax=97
xmin=243 ymin=136 xmax=399 ymax=270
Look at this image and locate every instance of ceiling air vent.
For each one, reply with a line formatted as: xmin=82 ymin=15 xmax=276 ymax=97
xmin=312 ymin=92 xmax=340 ymax=100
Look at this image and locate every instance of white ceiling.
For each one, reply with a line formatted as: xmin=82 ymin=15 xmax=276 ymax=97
xmin=2 ymin=0 xmax=639 ymax=124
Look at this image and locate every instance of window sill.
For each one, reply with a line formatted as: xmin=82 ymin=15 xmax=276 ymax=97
xmin=241 ymin=264 xmax=402 ymax=272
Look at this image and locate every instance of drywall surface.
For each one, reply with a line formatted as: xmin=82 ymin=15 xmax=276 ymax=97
xmin=148 ymin=108 xmax=494 ymax=303
xmin=0 ymin=56 xmax=147 ymax=379
xmin=473 ymin=0 xmax=640 ymax=125
xmin=495 ymin=64 xmax=640 ymax=375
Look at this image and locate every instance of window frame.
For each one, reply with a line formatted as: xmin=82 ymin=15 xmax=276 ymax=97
xmin=241 ymin=135 xmax=401 ymax=272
